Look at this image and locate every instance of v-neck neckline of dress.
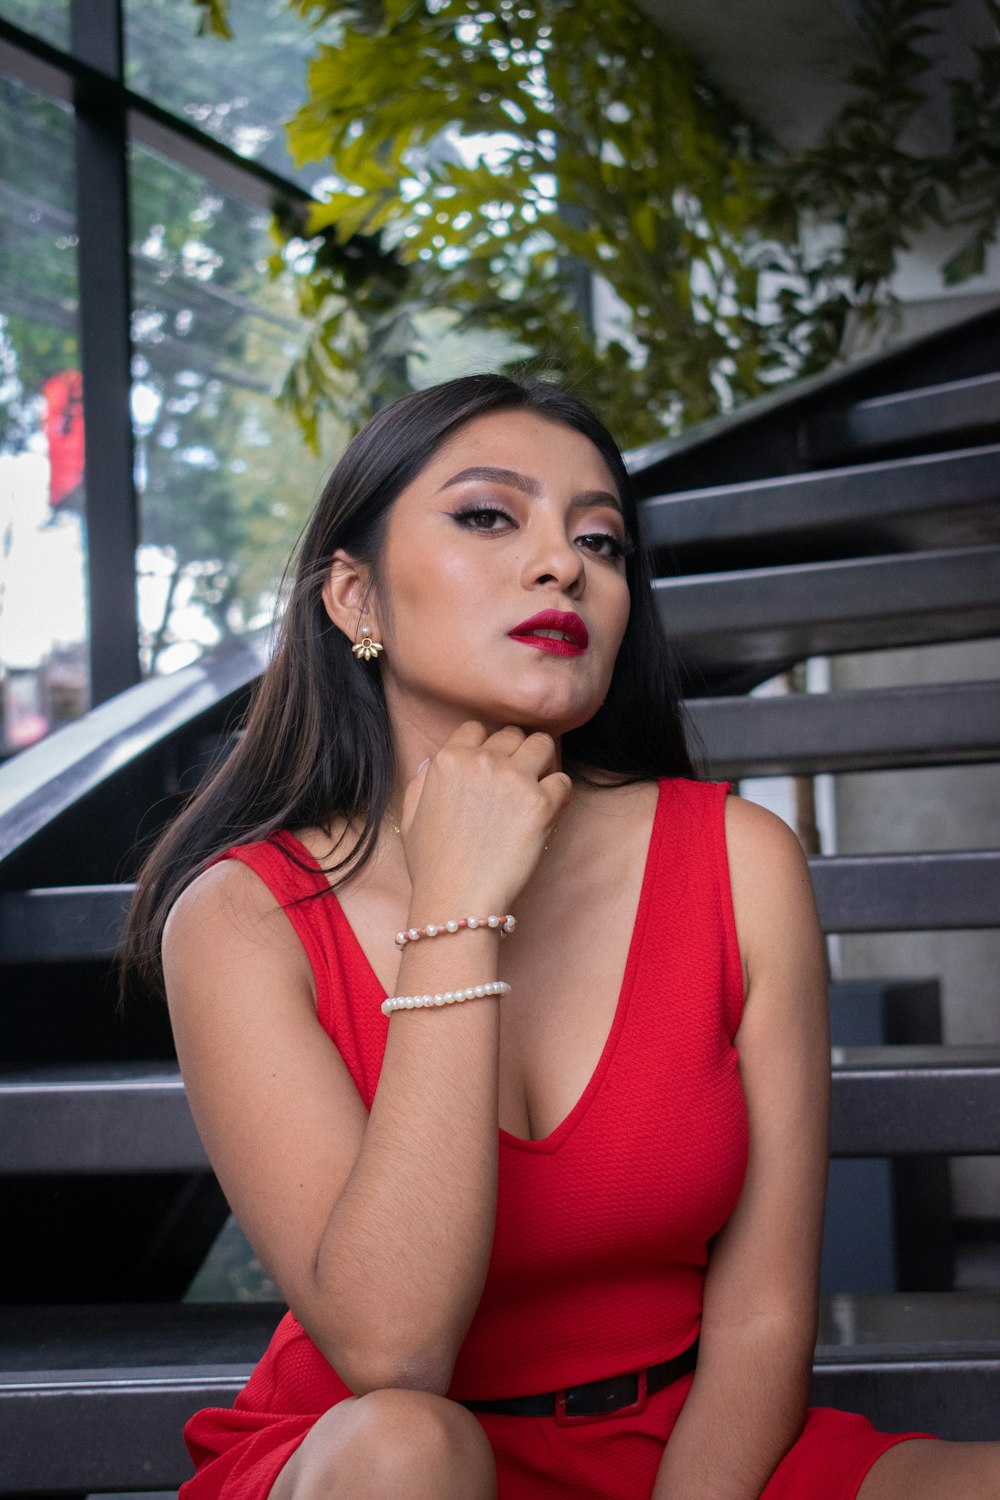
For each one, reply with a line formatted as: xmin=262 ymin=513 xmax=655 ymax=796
xmin=277 ymin=778 xmax=665 ymax=1155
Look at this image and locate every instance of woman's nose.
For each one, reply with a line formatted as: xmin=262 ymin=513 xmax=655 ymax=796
xmin=520 ymin=527 xmax=585 ymax=594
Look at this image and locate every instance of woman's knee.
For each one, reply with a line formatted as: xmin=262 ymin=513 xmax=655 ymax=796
xmin=270 ymin=1387 xmax=496 ymax=1500
xmin=353 ymin=1387 xmax=495 ymax=1486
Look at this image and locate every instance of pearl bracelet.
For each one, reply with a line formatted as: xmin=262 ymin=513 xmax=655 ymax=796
xmin=394 ymin=914 xmax=516 ymax=950
xmin=381 ymin=980 xmax=511 ymax=1017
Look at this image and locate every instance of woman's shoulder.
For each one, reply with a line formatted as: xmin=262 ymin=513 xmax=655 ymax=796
xmin=721 ymin=792 xmax=822 ymax=986
xmin=163 ymin=852 xmax=317 ymax=1007
xmin=722 ymin=790 xmax=809 ymax=875
xmin=164 ymin=852 xmax=291 ymax=953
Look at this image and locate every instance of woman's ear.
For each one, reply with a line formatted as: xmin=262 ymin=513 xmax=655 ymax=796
xmin=322 ymin=550 xmax=373 ymax=644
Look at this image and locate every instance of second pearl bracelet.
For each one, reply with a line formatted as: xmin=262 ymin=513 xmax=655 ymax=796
xmin=394 ymin=914 xmax=516 ymax=949
xmin=381 ymin=980 xmax=511 ymax=1017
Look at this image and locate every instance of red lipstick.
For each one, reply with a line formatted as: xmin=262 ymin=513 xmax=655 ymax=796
xmin=508 ymin=609 xmax=589 ymax=656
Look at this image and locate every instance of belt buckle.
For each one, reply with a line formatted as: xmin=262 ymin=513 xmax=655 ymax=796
xmin=554 ymin=1368 xmax=648 ymax=1427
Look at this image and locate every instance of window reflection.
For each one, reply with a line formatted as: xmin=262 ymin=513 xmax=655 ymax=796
xmin=0 ymin=76 xmax=88 ymax=755
xmin=0 ymin=0 xmax=70 ymax=50
xmin=124 ymin=0 xmax=335 ymax=192
xmin=129 ymin=144 xmax=339 ymax=675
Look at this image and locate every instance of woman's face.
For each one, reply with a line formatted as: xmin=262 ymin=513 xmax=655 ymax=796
xmin=371 ymin=409 xmax=633 ymax=738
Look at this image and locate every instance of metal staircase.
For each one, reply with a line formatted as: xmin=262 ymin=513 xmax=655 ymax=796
xmin=1 ymin=307 xmax=999 ymax=1491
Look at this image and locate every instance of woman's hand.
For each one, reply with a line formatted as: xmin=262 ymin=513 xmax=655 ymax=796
xmin=399 ymin=721 xmax=573 ymax=915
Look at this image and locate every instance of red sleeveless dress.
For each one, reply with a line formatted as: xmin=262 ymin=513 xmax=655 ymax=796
xmin=180 ymin=778 xmax=925 ymax=1499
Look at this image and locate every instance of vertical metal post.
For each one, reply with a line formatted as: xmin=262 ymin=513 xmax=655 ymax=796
xmin=70 ymin=0 xmax=140 ymax=702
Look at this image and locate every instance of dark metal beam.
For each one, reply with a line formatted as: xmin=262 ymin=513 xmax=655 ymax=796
xmin=809 ymin=1360 xmax=1000 ymax=1441
xmin=0 ymin=885 xmax=132 ymax=962
xmin=0 ymin=630 xmax=267 ymax=863
xmin=0 ymin=1065 xmax=207 ymax=1173
xmin=627 ymin=303 xmax=1000 ymax=495
xmin=70 ymin=0 xmax=140 ymax=704
xmin=810 ymin=850 xmax=1000 ymax=932
xmin=5 ymin=1040 xmax=1000 ymax=1174
xmin=2 ymin=849 xmax=995 ymax=962
xmin=657 ymin=546 xmax=1000 ymax=681
xmin=0 ymin=1297 xmax=998 ymax=1491
xmin=806 ymin=370 xmax=1000 ymax=462
xmin=830 ymin=1046 xmax=1000 ymax=1155
xmin=688 ymin=681 xmax=1000 ymax=778
xmin=640 ymin=445 xmax=1000 ymax=563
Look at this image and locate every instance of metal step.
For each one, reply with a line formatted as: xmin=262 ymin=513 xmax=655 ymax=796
xmin=0 ymin=631 xmax=267 ymax=865
xmin=4 ymin=1044 xmax=999 ymax=1175
xmin=809 ymin=851 xmax=1000 ymax=932
xmin=830 ymin=1046 xmax=1000 ymax=1156
xmin=0 ymin=1064 xmax=205 ymax=1173
xmin=640 ymin=445 xmax=1000 ymax=569
xmin=628 ymin=305 xmax=1000 ymax=494
xmin=0 ymin=883 xmax=131 ymax=961
xmin=0 ymin=848 xmax=996 ymax=965
xmin=657 ymin=545 xmax=1000 ymax=688
xmin=688 ymin=680 xmax=1000 ymax=778
xmin=811 ymin=1290 xmax=1000 ymax=1441
xmin=805 ymin=371 xmax=1000 ymax=463
xmin=0 ymin=1302 xmax=277 ymax=1494
xmin=0 ymin=1295 xmax=997 ymax=1490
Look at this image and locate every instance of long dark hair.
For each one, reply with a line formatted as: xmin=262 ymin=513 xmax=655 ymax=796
xmin=123 ymin=374 xmax=695 ymax=997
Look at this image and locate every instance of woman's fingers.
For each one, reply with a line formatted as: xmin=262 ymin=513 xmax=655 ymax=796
xmin=542 ymin=769 xmax=574 ymax=814
xmin=446 ymin=720 xmax=490 ymax=749
xmin=399 ymin=723 xmax=568 ymax=894
xmin=399 ymin=756 xmax=431 ymax=835
xmin=509 ymin=729 xmax=557 ymax=778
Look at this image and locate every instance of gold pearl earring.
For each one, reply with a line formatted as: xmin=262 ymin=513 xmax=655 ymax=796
xmin=352 ymin=620 xmax=384 ymax=662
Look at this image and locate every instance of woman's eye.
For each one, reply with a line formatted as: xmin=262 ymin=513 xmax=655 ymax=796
xmin=450 ymin=507 xmax=633 ymax=558
xmin=451 ymin=505 xmax=514 ymax=532
xmin=578 ymin=531 xmax=633 ymax=561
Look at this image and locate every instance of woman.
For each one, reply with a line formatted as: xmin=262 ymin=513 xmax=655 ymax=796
xmin=126 ymin=374 xmax=999 ymax=1498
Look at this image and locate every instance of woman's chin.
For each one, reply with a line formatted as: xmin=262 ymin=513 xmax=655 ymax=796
xmin=488 ymin=694 xmax=601 ymax=736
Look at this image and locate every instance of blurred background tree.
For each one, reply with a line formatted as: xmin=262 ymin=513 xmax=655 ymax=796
xmin=3 ymin=0 xmax=998 ymax=702
xmin=197 ymin=0 xmax=1000 ymax=449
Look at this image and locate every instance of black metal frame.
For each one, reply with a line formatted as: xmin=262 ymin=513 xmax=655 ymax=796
xmin=0 ymin=8 xmax=310 ymax=705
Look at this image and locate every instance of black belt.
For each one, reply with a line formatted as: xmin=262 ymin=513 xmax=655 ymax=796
xmin=462 ymin=1337 xmax=698 ymax=1426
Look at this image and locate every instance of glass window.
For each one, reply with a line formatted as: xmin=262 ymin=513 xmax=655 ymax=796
xmin=0 ymin=0 xmax=69 ymax=50
xmin=124 ymin=0 xmax=334 ymax=192
xmin=0 ymin=75 xmax=88 ymax=755
xmin=129 ymin=142 xmax=339 ymax=675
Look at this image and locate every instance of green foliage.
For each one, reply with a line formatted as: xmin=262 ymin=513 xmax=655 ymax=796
xmin=267 ymin=0 xmax=780 ymax=446
xmin=764 ymin=0 xmax=1000 ymax=356
xmin=245 ymin=0 xmax=1000 ymax=446
xmin=13 ymin=0 xmax=1000 ymax=459
xmin=191 ymin=0 xmax=234 ymax=38
xmin=941 ymin=0 xmax=1000 ymax=281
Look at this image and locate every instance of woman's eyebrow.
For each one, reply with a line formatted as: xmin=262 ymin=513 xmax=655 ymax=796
xmin=438 ymin=465 xmax=623 ymax=514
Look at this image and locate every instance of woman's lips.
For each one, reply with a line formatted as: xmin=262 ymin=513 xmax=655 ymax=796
xmin=509 ymin=633 xmax=587 ymax=657
xmin=508 ymin=610 xmax=588 ymax=656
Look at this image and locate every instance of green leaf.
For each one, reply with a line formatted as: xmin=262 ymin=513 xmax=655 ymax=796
xmin=190 ymin=0 xmax=233 ymax=40
xmin=942 ymin=228 xmax=990 ymax=284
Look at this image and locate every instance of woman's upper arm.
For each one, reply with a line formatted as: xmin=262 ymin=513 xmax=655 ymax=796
xmin=654 ymin=802 xmax=830 ymax=1500
xmin=702 ymin=794 xmax=830 ymax=1336
xmin=162 ymin=860 xmax=369 ymax=1312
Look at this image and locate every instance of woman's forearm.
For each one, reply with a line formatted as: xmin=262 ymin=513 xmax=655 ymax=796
xmin=307 ymin=919 xmax=503 ymax=1393
xmin=651 ymin=1319 xmax=811 ymax=1499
